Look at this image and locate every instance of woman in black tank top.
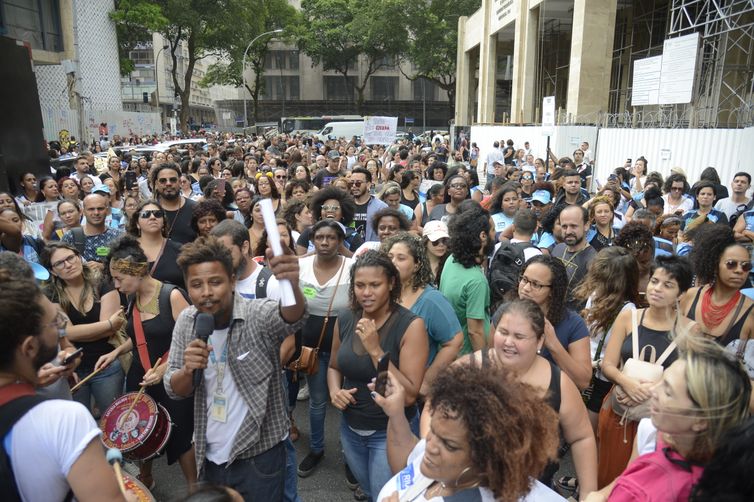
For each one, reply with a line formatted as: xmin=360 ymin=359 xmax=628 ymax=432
xmin=94 ymin=235 xmax=197 ymax=488
xmin=461 ymin=299 xmax=597 ymax=495
xmin=681 ymin=227 xmax=754 ymax=347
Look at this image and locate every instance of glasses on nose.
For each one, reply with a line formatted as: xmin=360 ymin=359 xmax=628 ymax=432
xmin=140 ymin=209 xmax=164 ymax=219
xmin=51 ymin=254 xmax=79 ymax=270
xmin=449 ymin=183 xmax=468 ymax=190
xmin=45 ymin=311 xmax=68 ymax=338
xmin=322 ymin=204 xmax=340 ymax=211
xmin=430 ymin=238 xmax=448 ymax=246
xmin=349 ymin=180 xmax=365 ymax=187
xmin=158 ymin=177 xmax=178 ymax=184
xmin=519 ymin=275 xmax=551 ymax=291
xmin=724 ymin=260 xmax=753 ymax=272
xmin=275 ymin=175 xmax=287 ymax=180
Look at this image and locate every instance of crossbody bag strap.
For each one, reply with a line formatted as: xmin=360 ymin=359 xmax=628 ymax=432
xmin=631 ymin=308 xmax=640 ymax=359
xmin=721 ymin=295 xmax=746 ymax=339
xmin=149 ymin=238 xmax=168 ymax=276
xmin=314 ymin=258 xmax=347 ymax=352
xmin=131 ymin=306 xmax=152 ymax=372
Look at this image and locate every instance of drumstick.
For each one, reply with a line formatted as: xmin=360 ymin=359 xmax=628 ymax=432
xmin=106 ymin=448 xmax=128 ymax=498
xmin=120 ymin=356 xmax=162 ymax=427
xmin=70 ymin=365 xmax=106 ymax=393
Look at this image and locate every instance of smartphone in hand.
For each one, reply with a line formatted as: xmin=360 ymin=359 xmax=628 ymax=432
xmin=61 ymin=347 xmax=84 ymax=366
xmin=374 ymin=352 xmax=390 ymax=396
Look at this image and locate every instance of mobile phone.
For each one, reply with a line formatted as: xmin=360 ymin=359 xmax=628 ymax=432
xmin=124 ymin=170 xmax=137 ymax=191
xmin=374 ymin=352 xmax=390 ymax=396
xmin=61 ymin=347 xmax=84 ymax=366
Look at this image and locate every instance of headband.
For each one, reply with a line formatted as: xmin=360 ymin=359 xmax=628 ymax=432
xmin=111 ymin=258 xmax=148 ymax=276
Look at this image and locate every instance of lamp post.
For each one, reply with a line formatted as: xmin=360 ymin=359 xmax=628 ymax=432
xmin=154 ymin=44 xmax=170 ymax=130
xmin=242 ymin=29 xmax=284 ymax=129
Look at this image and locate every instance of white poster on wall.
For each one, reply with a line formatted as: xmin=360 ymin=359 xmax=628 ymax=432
xmin=659 ymin=33 xmax=700 ymax=105
xmin=363 ymin=116 xmax=398 ymax=145
xmin=631 ymin=55 xmax=663 ymax=106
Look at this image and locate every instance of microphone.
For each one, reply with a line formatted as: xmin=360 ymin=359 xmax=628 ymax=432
xmin=193 ymin=312 xmax=215 ymax=389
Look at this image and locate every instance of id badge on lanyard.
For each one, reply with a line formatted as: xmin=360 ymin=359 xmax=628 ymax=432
xmin=209 ymin=332 xmax=230 ymax=423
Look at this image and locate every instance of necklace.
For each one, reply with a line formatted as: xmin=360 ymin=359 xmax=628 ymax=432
xmin=701 ymin=286 xmax=740 ymax=329
xmin=137 ymin=281 xmax=162 ymax=316
xmin=560 ymin=244 xmax=587 ymax=268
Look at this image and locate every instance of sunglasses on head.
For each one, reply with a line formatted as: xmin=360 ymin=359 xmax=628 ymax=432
xmin=724 ymin=260 xmax=753 ymax=272
xmin=140 ymin=209 xmax=164 ymax=219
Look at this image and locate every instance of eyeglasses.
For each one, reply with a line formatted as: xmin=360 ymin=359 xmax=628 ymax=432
xmin=724 ymin=260 xmax=753 ymax=272
xmin=140 ymin=209 xmax=164 ymax=219
xmin=158 ymin=177 xmax=178 ymax=184
xmin=46 ymin=311 xmax=68 ymax=339
xmin=430 ymin=238 xmax=449 ymax=246
xmin=349 ymin=180 xmax=365 ymax=187
xmin=51 ymin=254 xmax=79 ymax=270
xmin=322 ymin=204 xmax=340 ymax=211
xmin=519 ymin=275 xmax=551 ymax=291
xmin=522 ymin=176 xmax=533 ymax=181
xmin=449 ymin=183 xmax=468 ymax=190
xmin=275 ymin=175 xmax=287 ymax=180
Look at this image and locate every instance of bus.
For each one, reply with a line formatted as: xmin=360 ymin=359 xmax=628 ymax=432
xmin=279 ymin=115 xmax=362 ymax=135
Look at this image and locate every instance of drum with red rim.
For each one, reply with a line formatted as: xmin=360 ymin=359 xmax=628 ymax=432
xmin=99 ymin=392 xmax=172 ymax=461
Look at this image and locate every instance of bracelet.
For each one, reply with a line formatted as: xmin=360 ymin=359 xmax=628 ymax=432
xmin=108 ymin=319 xmax=113 ymax=330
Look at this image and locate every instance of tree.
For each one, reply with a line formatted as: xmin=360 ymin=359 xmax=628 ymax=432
xmin=112 ymin=0 xmax=265 ymax=133
xmin=110 ymin=1 xmax=167 ymax=76
xmin=290 ymin=0 xmax=408 ymax=113
xmin=200 ymin=0 xmax=295 ymax=125
xmin=402 ymin=0 xmax=481 ymax=111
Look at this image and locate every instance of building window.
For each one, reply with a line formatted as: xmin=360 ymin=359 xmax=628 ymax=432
xmin=2 ymin=0 xmax=62 ymax=51
xmin=324 ymin=76 xmax=355 ymax=101
xmin=261 ymin=76 xmax=300 ymax=100
xmin=371 ymin=76 xmax=398 ymax=101
xmin=376 ymin=55 xmax=397 ymax=69
xmin=412 ymin=78 xmax=437 ymax=101
xmin=264 ymin=50 xmax=300 ymax=70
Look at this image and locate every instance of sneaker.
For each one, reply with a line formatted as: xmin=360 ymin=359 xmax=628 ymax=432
xmin=297 ymin=450 xmax=324 ymax=477
xmin=353 ymin=486 xmax=368 ymax=501
xmin=344 ymin=463 xmax=359 ymax=490
xmin=297 ymin=383 xmax=309 ymax=401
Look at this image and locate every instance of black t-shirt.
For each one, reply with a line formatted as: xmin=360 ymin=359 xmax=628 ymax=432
xmin=503 ymin=146 xmax=515 ymax=165
xmin=164 ymin=197 xmax=198 ymax=244
xmin=312 ymin=168 xmax=345 ymax=188
xmin=353 ymin=201 xmax=369 ymax=240
xmin=149 ymin=239 xmax=185 ymax=290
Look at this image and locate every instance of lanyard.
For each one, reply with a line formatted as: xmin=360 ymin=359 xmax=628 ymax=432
xmin=209 ymin=327 xmax=231 ymax=391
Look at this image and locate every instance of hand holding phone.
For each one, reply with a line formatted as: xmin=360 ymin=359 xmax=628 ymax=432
xmin=61 ymin=347 xmax=84 ymax=366
xmin=374 ymin=352 xmax=390 ymax=396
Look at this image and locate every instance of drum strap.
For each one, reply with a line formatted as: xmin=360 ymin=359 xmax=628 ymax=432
xmin=132 ymin=307 xmax=154 ymax=372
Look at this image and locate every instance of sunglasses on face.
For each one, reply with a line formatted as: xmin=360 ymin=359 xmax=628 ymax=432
xmin=140 ymin=209 xmax=165 ymax=219
xmin=275 ymin=175 xmax=287 ymax=180
xmin=349 ymin=180 xmax=365 ymax=187
xmin=724 ymin=260 xmax=753 ymax=272
xmin=430 ymin=238 xmax=449 ymax=246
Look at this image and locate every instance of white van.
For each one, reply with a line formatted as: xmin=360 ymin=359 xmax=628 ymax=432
xmin=317 ymin=121 xmax=364 ymax=141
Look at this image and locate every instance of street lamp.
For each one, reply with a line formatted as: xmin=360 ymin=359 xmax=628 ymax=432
xmin=242 ymin=29 xmax=284 ymax=129
xmin=154 ymin=44 xmax=170 ymax=129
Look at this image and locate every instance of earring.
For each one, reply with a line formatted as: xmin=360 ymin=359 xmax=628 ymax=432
xmin=537 ymin=348 xmax=542 ymax=355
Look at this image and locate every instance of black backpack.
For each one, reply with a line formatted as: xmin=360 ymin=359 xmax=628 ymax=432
xmin=729 ymin=199 xmax=754 ymax=229
xmin=488 ymin=240 xmax=537 ymax=309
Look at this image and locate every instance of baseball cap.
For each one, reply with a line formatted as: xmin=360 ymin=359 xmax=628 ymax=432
xmin=327 ymin=150 xmax=341 ymax=160
xmin=670 ymin=166 xmax=687 ymax=177
xmin=422 ymin=220 xmax=450 ymax=242
xmin=530 ymin=189 xmax=551 ymax=205
xmin=92 ymin=184 xmax=111 ymax=195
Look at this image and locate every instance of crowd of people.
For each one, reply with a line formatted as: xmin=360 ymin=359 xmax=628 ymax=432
xmin=1 ymin=130 xmax=753 ymax=502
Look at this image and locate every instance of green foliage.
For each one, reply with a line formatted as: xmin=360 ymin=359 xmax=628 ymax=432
xmin=110 ymin=0 xmax=168 ymax=76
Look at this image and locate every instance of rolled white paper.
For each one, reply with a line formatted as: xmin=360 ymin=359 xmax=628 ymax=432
xmin=258 ymin=198 xmax=297 ymax=306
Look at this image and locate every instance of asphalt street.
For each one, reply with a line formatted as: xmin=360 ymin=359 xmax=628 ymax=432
xmin=130 ymin=392 xmax=576 ymax=501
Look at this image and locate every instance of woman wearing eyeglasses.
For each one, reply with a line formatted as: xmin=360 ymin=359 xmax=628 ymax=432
xmin=40 ymin=242 xmax=126 ymax=416
xmin=127 ymin=199 xmax=185 ymax=290
xmin=521 ymin=170 xmax=535 ymax=199
xmin=682 ymin=224 xmax=754 ymax=349
xmin=427 ymin=174 xmax=470 ymax=224
xmin=254 ymin=172 xmax=282 ymax=215
xmin=296 ymin=186 xmax=363 ymax=257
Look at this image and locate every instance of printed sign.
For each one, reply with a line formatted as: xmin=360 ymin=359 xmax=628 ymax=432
xmin=363 ymin=116 xmax=398 ymax=145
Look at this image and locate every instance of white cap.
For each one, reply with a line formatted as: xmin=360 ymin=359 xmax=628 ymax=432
xmin=422 ymin=220 xmax=449 ymax=241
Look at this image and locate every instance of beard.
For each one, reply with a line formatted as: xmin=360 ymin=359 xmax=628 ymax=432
xmin=235 ymin=255 xmax=248 ymax=278
xmin=159 ymin=188 xmax=179 ymax=200
xmin=33 ymin=339 xmax=59 ymax=371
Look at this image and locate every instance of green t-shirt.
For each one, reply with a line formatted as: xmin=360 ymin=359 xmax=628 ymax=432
xmin=439 ymin=254 xmax=490 ymax=355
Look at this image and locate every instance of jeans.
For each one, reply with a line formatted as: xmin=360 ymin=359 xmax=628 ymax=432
xmin=203 ymin=441 xmax=286 ymax=502
xmin=340 ymin=421 xmax=391 ymax=502
xmin=305 ymin=353 xmax=330 ymax=453
xmin=73 ymin=359 xmax=123 ymax=416
xmin=285 ymin=369 xmax=299 ymax=413
xmin=284 ymin=438 xmax=302 ymax=502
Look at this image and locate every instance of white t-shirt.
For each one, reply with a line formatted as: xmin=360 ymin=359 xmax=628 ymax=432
xmin=636 ymin=418 xmax=658 ymax=456
xmin=377 ymin=439 xmax=565 ymax=502
xmin=236 ymin=263 xmax=280 ymax=300
xmin=663 ymin=194 xmax=694 ymax=215
xmin=587 ymin=299 xmax=636 ymax=382
xmin=715 ymin=197 xmax=751 ymax=219
xmin=205 ymin=327 xmax=249 ymax=464
xmin=7 ymin=399 xmax=101 ymax=502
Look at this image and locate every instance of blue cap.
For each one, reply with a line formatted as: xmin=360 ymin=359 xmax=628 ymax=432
xmin=531 ymin=190 xmax=551 ymax=205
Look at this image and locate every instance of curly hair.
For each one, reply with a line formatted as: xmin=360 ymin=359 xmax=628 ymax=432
xmin=447 ymin=201 xmax=490 ymax=268
xmin=574 ymin=247 xmax=640 ymax=336
xmin=615 ymin=221 xmax=655 ymax=258
xmin=689 ymin=223 xmax=736 ymax=286
xmin=652 ymin=255 xmax=694 ymax=294
xmin=348 ymin=249 xmax=401 ymax=310
xmin=587 ymin=196 xmax=614 ymax=224
xmin=105 ymin=234 xmax=148 ymax=280
xmin=372 ymin=207 xmax=410 ymax=235
xmin=429 ymin=362 xmax=559 ymax=501
xmin=190 ymin=199 xmax=227 ymax=235
xmin=518 ymin=256 xmax=568 ymax=326
xmin=0 ymin=267 xmax=45 ymax=370
xmin=309 ymin=185 xmax=356 ymax=225
xmin=663 ymin=173 xmax=690 ymax=195
xmin=381 ymin=232 xmax=434 ymax=291
xmin=40 ymin=242 xmax=101 ymax=314
xmin=284 ymin=179 xmax=311 ymax=199
xmin=177 ymin=235 xmax=234 ymax=279
xmin=488 ymin=182 xmax=519 ymax=215
xmin=149 ymin=162 xmax=181 ymax=189
xmin=281 ymin=199 xmax=307 ymax=230
xmin=126 ymin=199 xmax=167 ymax=238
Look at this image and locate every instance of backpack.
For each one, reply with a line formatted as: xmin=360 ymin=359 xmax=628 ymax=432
xmin=488 ymin=240 xmax=537 ymax=308
xmin=729 ymin=198 xmax=754 ymax=229
xmin=69 ymin=227 xmax=86 ymax=255
xmin=255 ymin=266 xmax=273 ymax=299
